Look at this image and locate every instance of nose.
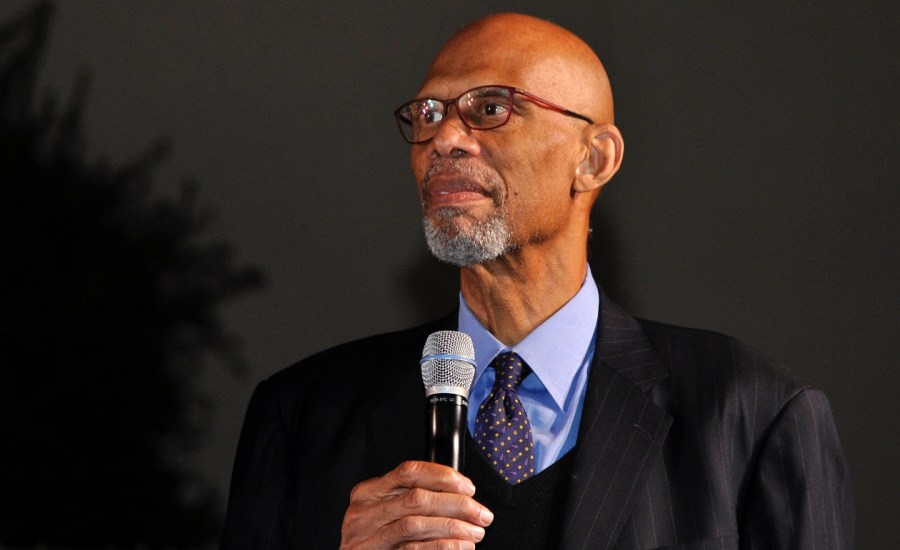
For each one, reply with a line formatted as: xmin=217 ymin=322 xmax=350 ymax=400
xmin=426 ymin=105 xmax=481 ymax=158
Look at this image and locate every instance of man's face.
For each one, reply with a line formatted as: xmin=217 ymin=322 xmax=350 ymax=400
xmin=410 ymin=47 xmax=587 ymax=267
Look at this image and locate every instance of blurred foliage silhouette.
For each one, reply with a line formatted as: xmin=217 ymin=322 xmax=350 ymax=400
xmin=0 ymin=2 xmax=263 ymax=547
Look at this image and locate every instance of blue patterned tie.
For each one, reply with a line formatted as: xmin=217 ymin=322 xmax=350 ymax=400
xmin=473 ymin=352 xmax=535 ymax=484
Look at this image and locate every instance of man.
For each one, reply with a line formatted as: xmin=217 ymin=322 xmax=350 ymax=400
xmin=222 ymin=13 xmax=853 ymax=549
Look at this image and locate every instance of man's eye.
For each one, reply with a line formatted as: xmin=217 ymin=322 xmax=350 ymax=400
xmin=419 ymin=110 xmax=443 ymax=125
xmin=412 ymin=101 xmax=444 ymax=126
xmin=475 ymin=99 xmax=508 ymax=117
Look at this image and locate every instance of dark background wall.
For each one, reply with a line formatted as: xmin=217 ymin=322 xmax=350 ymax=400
xmin=3 ymin=1 xmax=895 ymax=548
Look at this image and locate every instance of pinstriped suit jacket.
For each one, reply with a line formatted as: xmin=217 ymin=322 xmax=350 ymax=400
xmin=221 ymin=291 xmax=854 ymax=549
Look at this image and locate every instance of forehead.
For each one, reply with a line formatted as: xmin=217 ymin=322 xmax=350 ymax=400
xmin=417 ymin=47 xmax=560 ymax=100
xmin=413 ymin=14 xmax=612 ymax=123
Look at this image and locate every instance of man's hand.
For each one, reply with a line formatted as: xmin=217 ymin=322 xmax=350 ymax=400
xmin=340 ymin=461 xmax=494 ymax=549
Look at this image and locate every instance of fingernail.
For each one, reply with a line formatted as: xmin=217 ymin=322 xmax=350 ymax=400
xmin=468 ymin=525 xmax=485 ymax=540
xmin=462 ymin=478 xmax=476 ymax=494
xmin=480 ymin=507 xmax=494 ymax=525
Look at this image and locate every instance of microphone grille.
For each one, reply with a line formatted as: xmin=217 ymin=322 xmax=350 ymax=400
xmin=421 ymin=330 xmax=476 ymax=392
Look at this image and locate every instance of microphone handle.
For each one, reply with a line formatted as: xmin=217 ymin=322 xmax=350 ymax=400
xmin=425 ymin=394 xmax=468 ymax=471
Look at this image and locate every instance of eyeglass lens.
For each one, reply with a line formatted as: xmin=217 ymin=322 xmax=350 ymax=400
xmin=401 ymin=87 xmax=513 ymax=143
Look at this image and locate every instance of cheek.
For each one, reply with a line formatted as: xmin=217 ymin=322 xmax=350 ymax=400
xmin=502 ymin=135 xmax=578 ymax=233
xmin=507 ymin=135 xmax=576 ymax=200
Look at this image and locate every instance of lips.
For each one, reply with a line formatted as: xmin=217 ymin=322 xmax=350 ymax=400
xmin=422 ymin=175 xmax=493 ymax=209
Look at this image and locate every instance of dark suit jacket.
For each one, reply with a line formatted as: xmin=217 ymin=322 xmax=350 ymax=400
xmin=221 ymin=293 xmax=854 ymax=549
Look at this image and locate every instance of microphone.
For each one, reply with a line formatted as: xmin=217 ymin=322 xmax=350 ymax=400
xmin=420 ymin=330 xmax=476 ymax=471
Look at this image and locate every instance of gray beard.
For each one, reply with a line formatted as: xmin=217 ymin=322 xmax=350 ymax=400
xmin=423 ymin=207 xmax=512 ymax=267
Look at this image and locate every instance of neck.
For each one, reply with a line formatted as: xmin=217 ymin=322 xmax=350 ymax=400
xmin=459 ymin=243 xmax=588 ymax=346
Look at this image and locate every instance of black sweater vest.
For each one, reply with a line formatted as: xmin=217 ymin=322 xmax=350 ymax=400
xmin=463 ymin=436 xmax=575 ymax=549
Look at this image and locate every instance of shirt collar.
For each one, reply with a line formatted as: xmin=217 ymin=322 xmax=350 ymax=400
xmin=457 ymin=266 xmax=600 ymax=410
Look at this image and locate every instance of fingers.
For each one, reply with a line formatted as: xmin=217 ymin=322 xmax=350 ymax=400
xmin=360 ymin=460 xmax=477 ymax=499
xmin=345 ymin=486 xmax=491 ymax=534
xmin=351 ymin=461 xmax=491 ymax=526
xmin=341 ymin=461 xmax=493 ymax=550
xmin=366 ymin=515 xmax=485 ymax=547
xmin=397 ymin=540 xmax=477 ymax=550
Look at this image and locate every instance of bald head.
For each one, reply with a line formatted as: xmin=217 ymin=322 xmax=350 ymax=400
xmin=423 ymin=13 xmax=614 ymax=124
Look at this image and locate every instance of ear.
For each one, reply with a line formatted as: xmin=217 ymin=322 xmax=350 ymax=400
xmin=573 ymin=125 xmax=624 ymax=193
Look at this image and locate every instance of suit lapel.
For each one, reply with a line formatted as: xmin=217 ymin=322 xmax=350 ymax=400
xmin=559 ymin=293 xmax=672 ymax=550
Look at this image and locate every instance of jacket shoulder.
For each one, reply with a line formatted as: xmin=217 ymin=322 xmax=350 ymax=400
xmin=638 ymin=318 xmax=807 ymax=391
xmin=634 ymin=317 xmax=813 ymax=432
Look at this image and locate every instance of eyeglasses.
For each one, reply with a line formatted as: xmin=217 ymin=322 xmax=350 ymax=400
xmin=393 ymin=85 xmax=594 ymax=144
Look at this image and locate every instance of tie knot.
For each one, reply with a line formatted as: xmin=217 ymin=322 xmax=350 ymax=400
xmin=489 ymin=351 xmax=531 ymax=392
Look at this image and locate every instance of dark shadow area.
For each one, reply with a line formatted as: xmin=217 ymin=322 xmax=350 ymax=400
xmin=0 ymin=3 xmax=263 ymax=547
xmin=399 ymin=248 xmax=459 ymax=322
xmin=587 ymin=207 xmax=629 ymax=310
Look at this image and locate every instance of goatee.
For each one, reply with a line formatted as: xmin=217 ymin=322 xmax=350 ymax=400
xmin=423 ymin=206 xmax=512 ymax=267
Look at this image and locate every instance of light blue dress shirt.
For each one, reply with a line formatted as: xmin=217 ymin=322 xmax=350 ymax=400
xmin=459 ymin=267 xmax=599 ymax=473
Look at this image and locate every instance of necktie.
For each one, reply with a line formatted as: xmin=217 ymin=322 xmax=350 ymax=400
xmin=473 ymin=351 xmax=535 ymax=484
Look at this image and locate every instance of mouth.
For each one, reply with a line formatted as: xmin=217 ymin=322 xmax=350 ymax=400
xmin=425 ymin=177 xmax=490 ymax=205
xmin=421 ymin=169 xmax=497 ymax=212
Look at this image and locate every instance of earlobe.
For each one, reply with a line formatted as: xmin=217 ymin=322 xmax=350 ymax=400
xmin=573 ymin=125 xmax=624 ymax=193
